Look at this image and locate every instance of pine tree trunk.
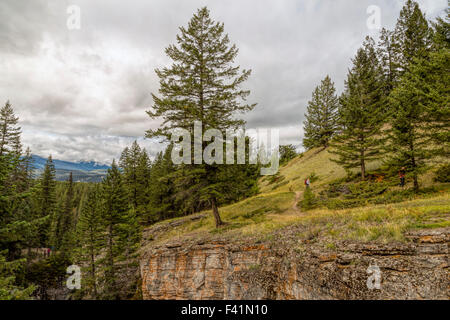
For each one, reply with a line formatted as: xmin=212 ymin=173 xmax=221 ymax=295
xmin=107 ymin=223 xmax=115 ymax=296
xmin=211 ymin=197 xmax=223 ymax=228
xmin=0 ymin=122 xmax=7 ymax=157
xmin=411 ymin=156 xmax=419 ymax=193
xmin=410 ymin=142 xmax=419 ymax=193
xmin=360 ymin=151 xmax=366 ymax=180
xmin=91 ymin=251 xmax=97 ymax=298
xmin=89 ymin=230 xmax=98 ymax=298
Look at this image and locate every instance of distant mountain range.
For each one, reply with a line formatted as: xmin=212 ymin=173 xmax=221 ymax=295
xmin=31 ymin=155 xmax=111 ymax=182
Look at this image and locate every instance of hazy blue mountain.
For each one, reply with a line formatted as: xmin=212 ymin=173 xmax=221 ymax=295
xmin=31 ymin=155 xmax=110 ymax=182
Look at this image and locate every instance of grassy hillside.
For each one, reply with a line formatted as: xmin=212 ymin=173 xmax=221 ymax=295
xmin=142 ymin=147 xmax=449 ymax=248
xmin=259 ymin=148 xmax=347 ymax=193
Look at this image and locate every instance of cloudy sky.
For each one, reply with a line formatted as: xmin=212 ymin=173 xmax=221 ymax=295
xmin=0 ymin=0 xmax=447 ymax=163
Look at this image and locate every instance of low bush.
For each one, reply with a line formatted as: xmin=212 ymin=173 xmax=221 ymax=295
xmin=299 ymin=187 xmax=319 ymax=211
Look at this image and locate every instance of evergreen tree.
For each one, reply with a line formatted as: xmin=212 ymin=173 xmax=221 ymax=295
xmin=428 ymin=9 xmax=450 ymax=152
xmin=116 ymin=207 xmax=140 ymax=276
xmin=279 ymin=145 xmax=298 ymax=166
xmin=303 ymin=75 xmax=339 ymax=149
xmin=76 ymin=185 xmax=103 ymax=299
xmin=0 ymin=101 xmax=21 ymax=157
xmin=214 ymin=136 xmax=260 ymax=204
xmin=39 ymin=156 xmax=56 ymax=246
xmin=386 ymin=65 xmax=431 ymax=192
xmin=383 ymin=2 xmax=447 ymax=192
xmin=299 ymin=187 xmax=317 ymax=211
xmin=135 ymin=149 xmax=151 ymax=218
xmin=0 ymin=104 xmax=39 ymax=299
xmin=17 ymin=147 xmax=34 ymax=192
xmin=0 ymin=101 xmax=22 ymax=203
xmin=376 ymin=0 xmax=433 ymax=115
xmin=432 ymin=9 xmax=450 ymax=50
xmin=391 ymin=0 xmax=432 ymax=75
xmin=377 ymin=28 xmax=399 ymax=96
xmin=119 ymin=141 xmax=143 ymax=211
xmin=0 ymin=251 xmax=34 ymax=300
xmin=146 ymin=146 xmax=177 ymax=223
xmin=58 ymin=172 xmax=75 ymax=252
xmin=330 ymin=38 xmax=386 ymax=180
xmin=146 ymin=7 xmax=256 ymax=227
xmin=100 ymin=160 xmax=128 ymax=299
xmin=386 ymin=35 xmax=448 ymax=191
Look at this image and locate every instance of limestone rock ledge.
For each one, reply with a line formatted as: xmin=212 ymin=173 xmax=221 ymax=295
xmin=140 ymin=227 xmax=449 ymax=300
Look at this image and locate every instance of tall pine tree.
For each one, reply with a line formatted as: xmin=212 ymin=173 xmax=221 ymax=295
xmin=0 ymin=103 xmax=37 ymax=299
xmin=40 ymin=156 xmax=56 ymax=246
xmin=303 ymin=75 xmax=339 ymax=149
xmin=58 ymin=172 xmax=75 ymax=252
xmin=100 ymin=160 xmax=128 ymax=299
xmin=75 ymin=185 xmax=103 ymax=299
xmin=330 ymin=37 xmax=386 ymax=180
xmin=377 ymin=28 xmax=399 ymax=96
xmin=146 ymin=145 xmax=178 ymax=223
xmin=391 ymin=0 xmax=433 ymax=76
xmin=384 ymin=1 xmax=440 ymax=192
xmin=0 ymin=101 xmax=21 ymax=157
xmin=146 ymin=7 xmax=256 ymax=227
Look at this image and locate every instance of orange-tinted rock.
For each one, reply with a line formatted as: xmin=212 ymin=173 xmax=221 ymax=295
xmin=140 ymin=226 xmax=449 ymax=300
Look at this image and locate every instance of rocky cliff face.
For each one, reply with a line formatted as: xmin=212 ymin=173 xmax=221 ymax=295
xmin=140 ymin=221 xmax=449 ymax=300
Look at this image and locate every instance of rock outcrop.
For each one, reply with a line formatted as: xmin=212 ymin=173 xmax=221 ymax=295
xmin=140 ymin=224 xmax=449 ymax=300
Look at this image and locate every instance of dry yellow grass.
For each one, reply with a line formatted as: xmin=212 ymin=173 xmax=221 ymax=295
xmin=149 ymin=191 xmax=449 ymax=245
xmin=146 ymin=147 xmax=449 ymax=246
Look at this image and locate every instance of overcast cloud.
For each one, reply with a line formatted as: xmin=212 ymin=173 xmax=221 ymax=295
xmin=0 ymin=0 xmax=447 ymax=163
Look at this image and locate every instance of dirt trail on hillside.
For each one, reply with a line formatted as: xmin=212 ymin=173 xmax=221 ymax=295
xmin=292 ymin=191 xmax=303 ymax=213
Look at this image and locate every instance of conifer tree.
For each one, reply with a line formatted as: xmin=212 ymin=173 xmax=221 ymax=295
xmin=39 ymin=156 xmax=56 ymax=246
xmin=17 ymin=147 xmax=34 ymax=192
xmin=391 ymin=0 xmax=432 ymax=75
xmin=0 ymin=145 xmax=37 ymax=264
xmin=119 ymin=141 xmax=142 ymax=210
xmin=330 ymin=38 xmax=386 ymax=180
xmin=76 ymin=185 xmax=103 ymax=299
xmin=146 ymin=146 xmax=177 ymax=223
xmin=0 ymin=101 xmax=21 ymax=157
xmin=58 ymin=172 xmax=75 ymax=252
xmin=120 ymin=142 xmax=153 ymax=222
xmin=428 ymin=10 xmax=450 ymax=152
xmin=0 ymin=105 xmax=38 ymax=299
xmin=377 ymin=28 xmax=399 ymax=96
xmin=0 ymin=251 xmax=34 ymax=299
xmin=214 ymin=136 xmax=260 ymax=204
xmin=303 ymin=75 xmax=339 ymax=149
xmin=135 ymin=149 xmax=151 ymax=218
xmin=432 ymin=10 xmax=449 ymax=50
xmin=0 ymin=101 xmax=22 ymax=196
xmin=386 ymin=27 xmax=449 ymax=191
xmin=117 ymin=207 xmax=140 ymax=274
xmin=100 ymin=160 xmax=128 ymax=299
xmin=279 ymin=145 xmax=298 ymax=166
xmin=383 ymin=2 xmax=446 ymax=192
xmin=386 ymin=65 xmax=432 ymax=192
xmin=376 ymin=0 xmax=433 ymax=115
xmin=146 ymin=7 xmax=256 ymax=227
